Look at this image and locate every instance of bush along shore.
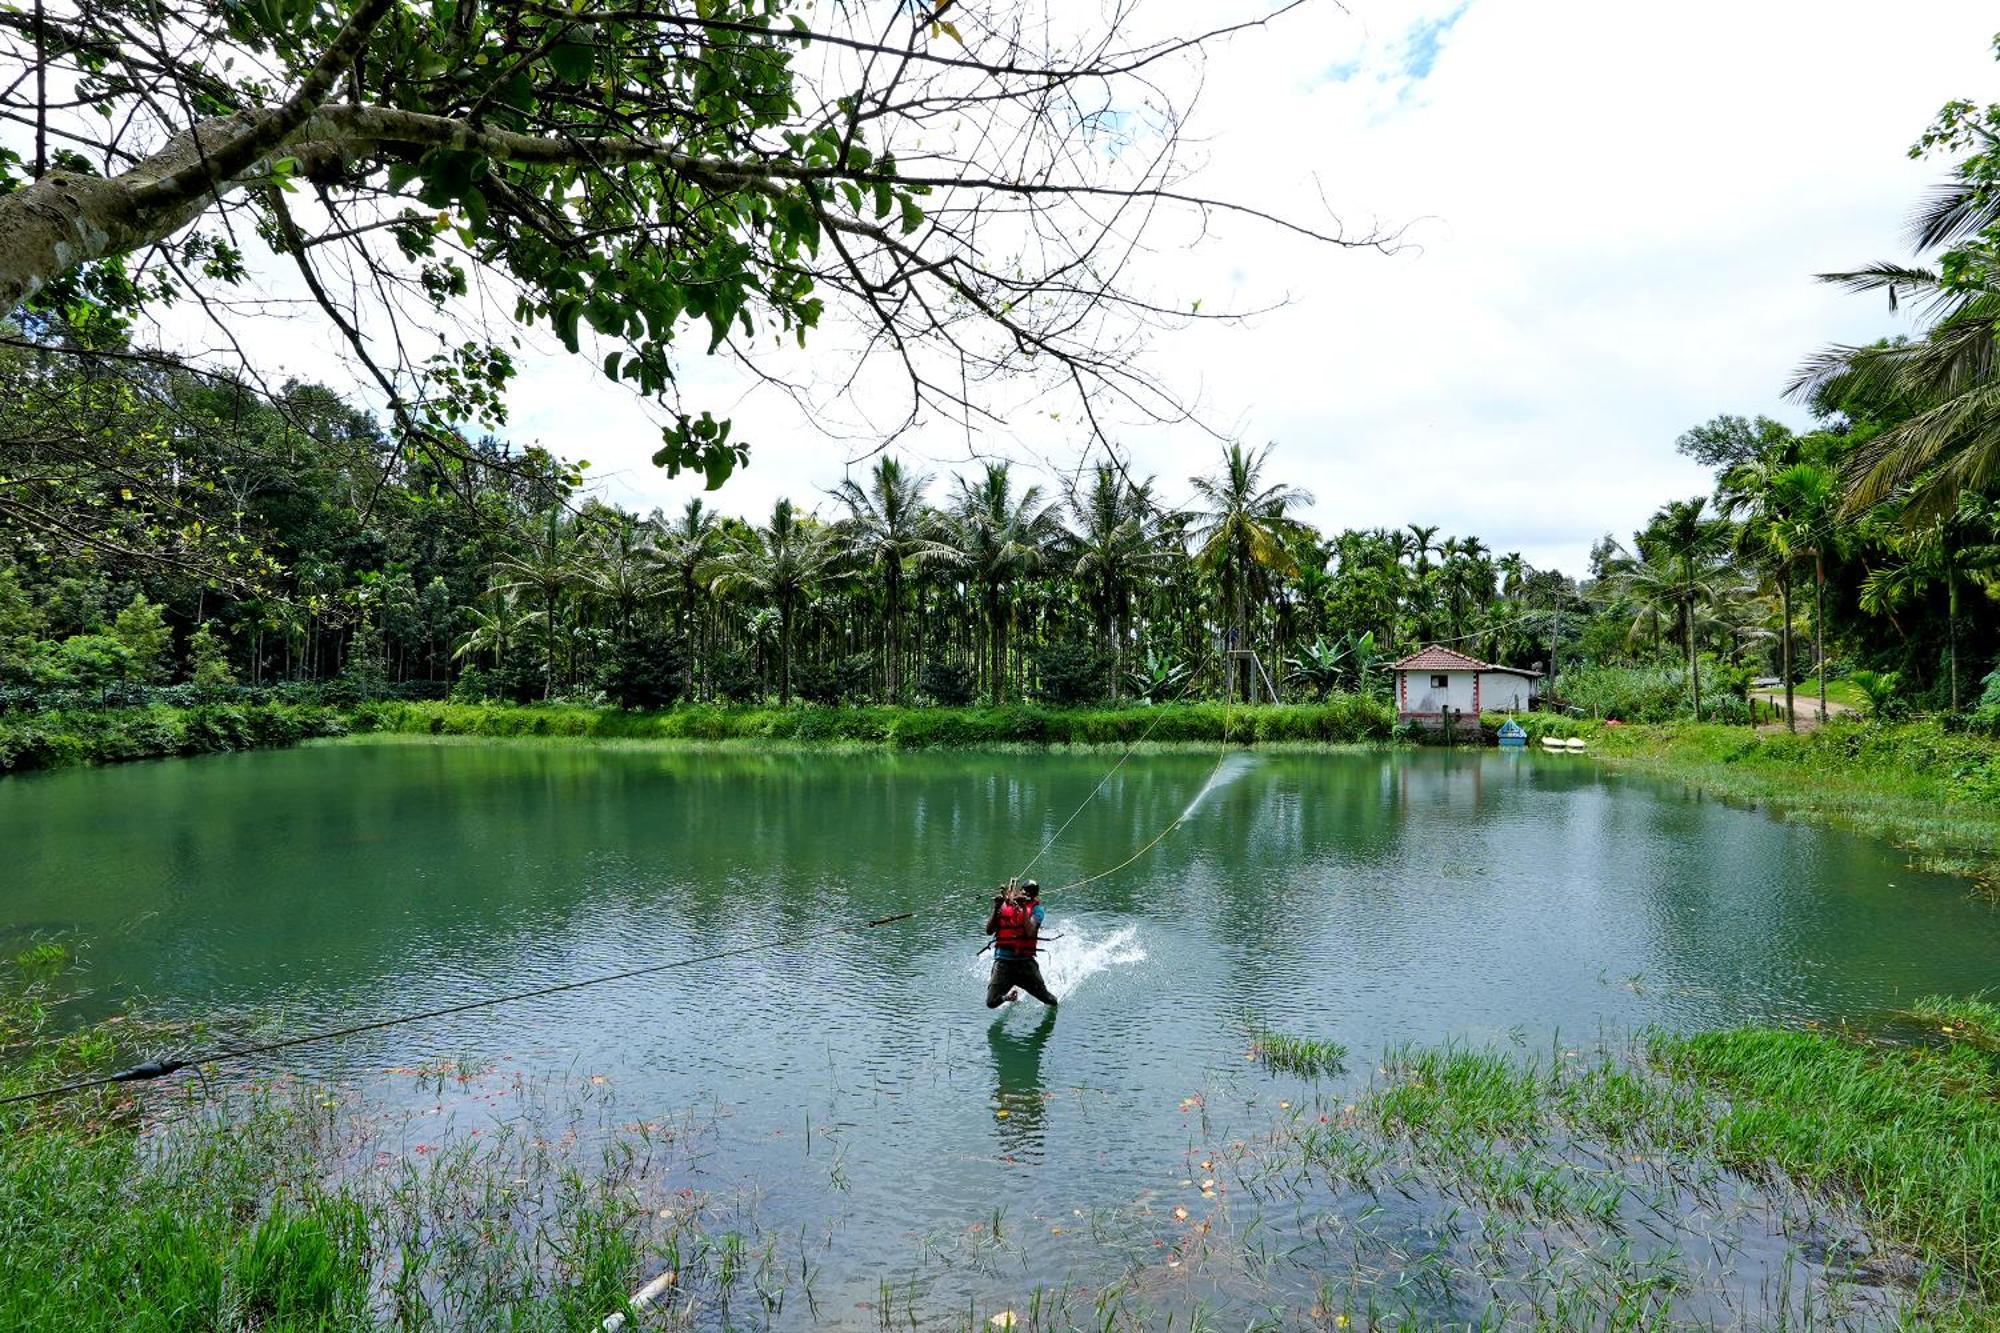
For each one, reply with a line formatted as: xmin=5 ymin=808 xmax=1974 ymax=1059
xmin=0 ymin=697 xmax=1398 ymax=774
xmin=9 ymin=940 xmax=2000 ymax=1329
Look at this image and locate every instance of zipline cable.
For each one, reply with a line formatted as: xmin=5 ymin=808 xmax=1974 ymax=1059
xmin=1014 ymin=643 xmax=1221 ymax=882
xmin=0 ymin=912 xmax=917 ymax=1108
xmin=9 ymin=643 xmax=1251 ymax=1107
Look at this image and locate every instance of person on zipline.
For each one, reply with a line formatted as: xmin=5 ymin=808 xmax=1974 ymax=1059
xmin=984 ymin=879 xmax=1058 ymax=1010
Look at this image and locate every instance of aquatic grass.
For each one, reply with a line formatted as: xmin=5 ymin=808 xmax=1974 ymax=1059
xmin=1910 ymin=994 xmax=2000 ymax=1050
xmin=351 ymin=697 xmax=1396 ymax=750
xmin=1244 ymin=1021 xmax=1348 ymax=1080
xmin=1591 ymin=719 xmax=2000 ymax=884
xmin=1649 ymin=1023 xmax=2000 ymax=1291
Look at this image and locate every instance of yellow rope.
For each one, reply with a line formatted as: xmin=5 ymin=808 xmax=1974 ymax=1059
xmin=1040 ymin=653 xmax=1238 ymax=897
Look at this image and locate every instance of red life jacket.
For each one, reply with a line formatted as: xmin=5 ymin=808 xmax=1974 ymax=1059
xmin=994 ymin=901 xmax=1038 ymax=957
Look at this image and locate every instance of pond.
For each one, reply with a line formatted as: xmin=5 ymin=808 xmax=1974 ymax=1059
xmin=6 ymin=739 xmax=1996 ymax=1324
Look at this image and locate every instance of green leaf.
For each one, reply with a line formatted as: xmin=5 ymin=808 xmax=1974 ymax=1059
xmin=548 ymin=40 xmax=595 ymax=83
xmin=899 ymin=196 xmax=924 ymax=235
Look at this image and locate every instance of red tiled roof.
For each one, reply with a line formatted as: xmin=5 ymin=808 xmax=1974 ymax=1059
xmin=1392 ymin=645 xmax=1542 ymax=677
xmin=1392 ymin=645 xmax=1489 ymax=671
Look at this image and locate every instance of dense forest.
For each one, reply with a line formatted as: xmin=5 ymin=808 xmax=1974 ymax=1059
xmin=2 ymin=325 xmax=1996 ymax=729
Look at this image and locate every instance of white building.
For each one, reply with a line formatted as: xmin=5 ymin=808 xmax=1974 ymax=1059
xmin=1392 ymin=645 xmax=1542 ymax=722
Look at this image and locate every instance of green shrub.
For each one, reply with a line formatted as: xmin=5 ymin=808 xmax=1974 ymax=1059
xmin=1032 ymin=641 xmax=1110 ymax=706
xmin=916 ymin=653 xmax=977 ymax=706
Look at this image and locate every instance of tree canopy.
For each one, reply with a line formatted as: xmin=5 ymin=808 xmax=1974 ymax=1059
xmin=0 ymin=0 xmax=1376 ymax=486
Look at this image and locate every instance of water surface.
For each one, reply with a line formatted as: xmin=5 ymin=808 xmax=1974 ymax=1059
xmin=5 ymin=740 xmax=1994 ymax=1321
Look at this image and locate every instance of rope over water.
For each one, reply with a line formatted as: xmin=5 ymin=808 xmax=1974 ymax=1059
xmin=5 ymin=646 xmax=1242 ymax=1106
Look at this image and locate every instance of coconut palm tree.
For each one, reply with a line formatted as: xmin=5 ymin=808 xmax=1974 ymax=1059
xmin=834 ymin=458 xmax=955 ymax=703
xmin=1065 ymin=464 xmax=1166 ymax=701
xmin=1719 ymin=450 xmax=1806 ymax=729
xmin=1855 ymin=493 xmax=2000 ymax=710
xmin=1189 ymin=443 xmax=1312 ymax=702
xmin=454 ymin=589 xmax=529 ymax=673
xmin=582 ymin=514 xmax=659 ymax=643
xmin=1761 ymin=464 xmax=1842 ymax=722
xmin=490 ymin=509 xmax=580 ymax=699
xmin=1638 ymin=498 xmax=1732 ymax=719
xmin=944 ymin=463 xmax=1065 ymax=705
xmin=706 ymin=499 xmax=849 ymax=704
xmin=1788 ymin=137 xmax=2000 ymax=521
xmin=649 ymin=498 xmax=723 ymax=700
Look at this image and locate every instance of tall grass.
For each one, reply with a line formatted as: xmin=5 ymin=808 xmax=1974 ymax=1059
xmin=0 ymin=703 xmax=347 ymax=775
xmin=1651 ymin=1022 xmax=2000 ymax=1290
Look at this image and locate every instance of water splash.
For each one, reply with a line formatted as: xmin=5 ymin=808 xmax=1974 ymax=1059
xmin=970 ymin=919 xmax=1145 ymax=1000
xmin=1177 ymin=751 xmax=1257 ymax=822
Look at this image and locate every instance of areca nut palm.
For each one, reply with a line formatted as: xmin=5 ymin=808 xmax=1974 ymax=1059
xmin=946 ymin=463 xmax=1065 ymax=705
xmin=706 ymin=499 xmax=849 ymax=704
xmin=1189 ymin=443 xmax=1312 ymax=703
xmin=834 ymin=458 xmax=957 ymax=703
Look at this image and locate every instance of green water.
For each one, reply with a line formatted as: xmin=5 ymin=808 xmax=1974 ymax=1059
xmin=5 ymin=739 xmax=1996 ymax=1322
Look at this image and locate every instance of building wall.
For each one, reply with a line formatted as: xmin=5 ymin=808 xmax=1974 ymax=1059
xmin=1400 ymin=669 xmax=1479 ymax=715
xmin=1478 ymin=671 xmax=1536 ymax=713
xmin=1399 ymin=669 xmax=1540 ymax=715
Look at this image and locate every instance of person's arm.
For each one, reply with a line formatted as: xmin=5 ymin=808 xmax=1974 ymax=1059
xmin=983 ymin=896 xmax=1003 ymax=936
xmin=1026 ymin=903 xmax=1044 ymax=939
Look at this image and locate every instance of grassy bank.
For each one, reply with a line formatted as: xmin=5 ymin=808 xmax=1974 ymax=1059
xmin=0 ymin=702 xmax=349 ymax=775
xmin=0 ymin=698 xmax=1394 ymax=774
xmin=1580 ymin=717 xmax=2000 ymax=883
xmin=352 ymin=697 xmax=1397 ymax=748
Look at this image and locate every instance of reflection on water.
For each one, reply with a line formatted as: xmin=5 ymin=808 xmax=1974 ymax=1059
xmin=988 ymin=1006 xmax=1058 ymax=1160
xmin=5 ymin=739 xmax=1999 ymax=1322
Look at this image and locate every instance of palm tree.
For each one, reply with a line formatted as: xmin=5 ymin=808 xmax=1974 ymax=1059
xmin=490 ymin=509 xmax=579 ymax=699
xmin=834 ymin=458 xmax=955 ymax=703
xmin=1789 ymin=152 xmax=2000 ymax=521
xmin=1762 ymin=464 xmax=1841 ymax=722
xmin=454 ymin=589 xmax=528 ymax=673
xmin=1066 ymin=464 xmax=1165 ymax=701
xmin=583 ymin=515 xmax=659 ymax=643
xmin=1639 ymin=497 xmax=1732 ymax=719
xmin=706 ymin=499 xmax=848 ymax=704
xmin=650 ymin=499 xmax=723 ymax=700
xmin=1189 ymin=443 xmax=1312 ymax=703
xmin=1856 ymin=494 xmax=2000 ymax=710
xmin=944 ymin=463 xmax=1064 ymax=705
xmin=1719 ymin=451 xmax=1804 ymax=729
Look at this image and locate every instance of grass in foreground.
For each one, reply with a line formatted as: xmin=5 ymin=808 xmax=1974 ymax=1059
xmin=1652 ymin=1021 xmax=2000 ymax=1289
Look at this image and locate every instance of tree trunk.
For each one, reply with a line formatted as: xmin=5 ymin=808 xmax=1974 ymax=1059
xmin=1948 ymin=567 xmax=1960 ymax=712
xmin=886 ymin=562 xmax=903 ymax=704
xmin=1779 ymin=567 xmax=1795 ymax=733
xmin=1814 ymin=556 xmax=1827 ymax=723
xmin=988 ymin=585 xmax=1006 ymax=705
xmin=1684 ymin=561 xmax=1700 ymax=720
xmin=779 ymin=595 xmax=794 ymax=704
xmin=543 ymin=592 xmax=557 ymax=700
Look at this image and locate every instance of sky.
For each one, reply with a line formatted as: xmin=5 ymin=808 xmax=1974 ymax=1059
xmin=127 ymin=0 xmax=2000 ymax=572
